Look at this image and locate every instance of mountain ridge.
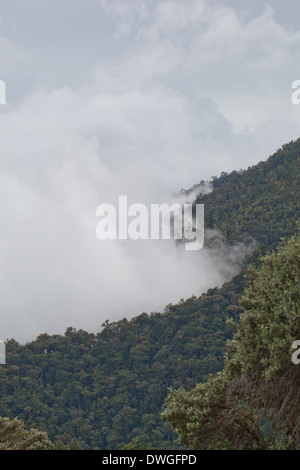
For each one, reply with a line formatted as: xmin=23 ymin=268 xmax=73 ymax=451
xmin=0 ymin=137 xmax=299 ymax=449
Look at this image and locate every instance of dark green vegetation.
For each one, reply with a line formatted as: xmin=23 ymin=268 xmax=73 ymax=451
xmin=163 ymin=231 xmax=300 ymax=449
xmin=0 ymin=138 xmax=299 ymax=449
xmin=0 ymin=281 xmax=242 ymax=449
xmin=197 ymin=138 xmax=300 ymax=252
xmin=0 ymin=416 xmax=54 ymax=450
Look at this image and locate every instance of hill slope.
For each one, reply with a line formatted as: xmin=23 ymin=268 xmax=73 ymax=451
xmin=198 ymin=138 xmax=300 ymax=251
xmin=0 ymin=138 xmax=299 ymax=449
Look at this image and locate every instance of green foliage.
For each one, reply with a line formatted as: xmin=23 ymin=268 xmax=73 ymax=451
xmin=226 ymin=230 xmax=300 ymax=440
xmin=0 ymin=138 xmax=299 ymax=449
xmin=227 ymin=229 xmax=300 ymax=380
xmin=117 ymin=436 xmax=155 ymax=450
xmin=0 ymin=281 xmax=240 ymax=449
xmin=163 ymin=231 xmax=300 ymax=449
xmin=162 ymin=371 xmax=266 ymax=450
xmin=197 ymin=138 xmax=300 ymax=253
xmin=0 ymin=416 xmax=54 ymax=450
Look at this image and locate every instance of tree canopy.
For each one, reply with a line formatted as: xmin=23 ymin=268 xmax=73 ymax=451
xmin=0 ymin=138 xmax=299 ymax=449
xmin=162 ymin=230 xmax=300 ymax=449
xmin=0 ymin=416 xmax=54 ymax=450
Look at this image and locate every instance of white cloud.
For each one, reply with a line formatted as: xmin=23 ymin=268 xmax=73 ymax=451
xmin=0 ymin=0 xmax=300 ymax=342
xmin=96 ymin=0 xmax=300 ymax=139
xmin=0 ymin=85 xmax=254 ymax=343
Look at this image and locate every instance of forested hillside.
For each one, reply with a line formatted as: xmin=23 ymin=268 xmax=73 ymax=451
xmin=163 ymin=230 xmax=300 ymax=449
xmin=0 ymin=138 xmax=299 ymax=449
xmin=198 ymin=138 xmax=300 ymax=251
xmin=0 ymin=279 xmax=243 ymax=449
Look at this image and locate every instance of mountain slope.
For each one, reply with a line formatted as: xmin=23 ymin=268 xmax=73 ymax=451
xmin=0 ymin=138 xmax=299 ymax=449
xmin=198 ymin=138 xmax=300 ymax=252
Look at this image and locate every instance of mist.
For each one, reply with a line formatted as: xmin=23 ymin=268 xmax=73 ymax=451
xmin=0 ymin=86 xmax=256 ymax=344
xmin=0 ymin=0 xmax=300 ymax=343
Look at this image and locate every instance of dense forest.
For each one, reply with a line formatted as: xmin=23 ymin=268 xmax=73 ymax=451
xmin=163 ymin=230 xmax=300 ymax=449
xmin=197 ymin=138 xmax=300 ymax=252
xmin=0 ymin=138 xmax=299 ymax=449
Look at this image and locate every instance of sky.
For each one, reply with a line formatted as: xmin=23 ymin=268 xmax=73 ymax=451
xmin=0 ymin=0 xmax=300 ymax=343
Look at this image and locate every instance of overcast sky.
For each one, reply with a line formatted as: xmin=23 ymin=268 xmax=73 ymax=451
xmin=1 ymin=0 xmax=300 ymax=343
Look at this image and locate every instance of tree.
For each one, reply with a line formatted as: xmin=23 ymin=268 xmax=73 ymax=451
xmin=162 ymin=370 xmax=267 ymax=449
xmin=162 ymin=230 xmax=300 ymax=449
xmin=0 ymin=416 xmax=54 ymax=450
xmin=226 ymin=229 xmax=300 ymax=442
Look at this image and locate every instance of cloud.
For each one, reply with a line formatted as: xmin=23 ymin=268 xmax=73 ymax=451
xmin=0 ymin=0 xmax=299 ymax=343
xmin=97 ymin=0 xmax=300 ymax=138
xmin=0 ymin=85 xmax=254 ymax=344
